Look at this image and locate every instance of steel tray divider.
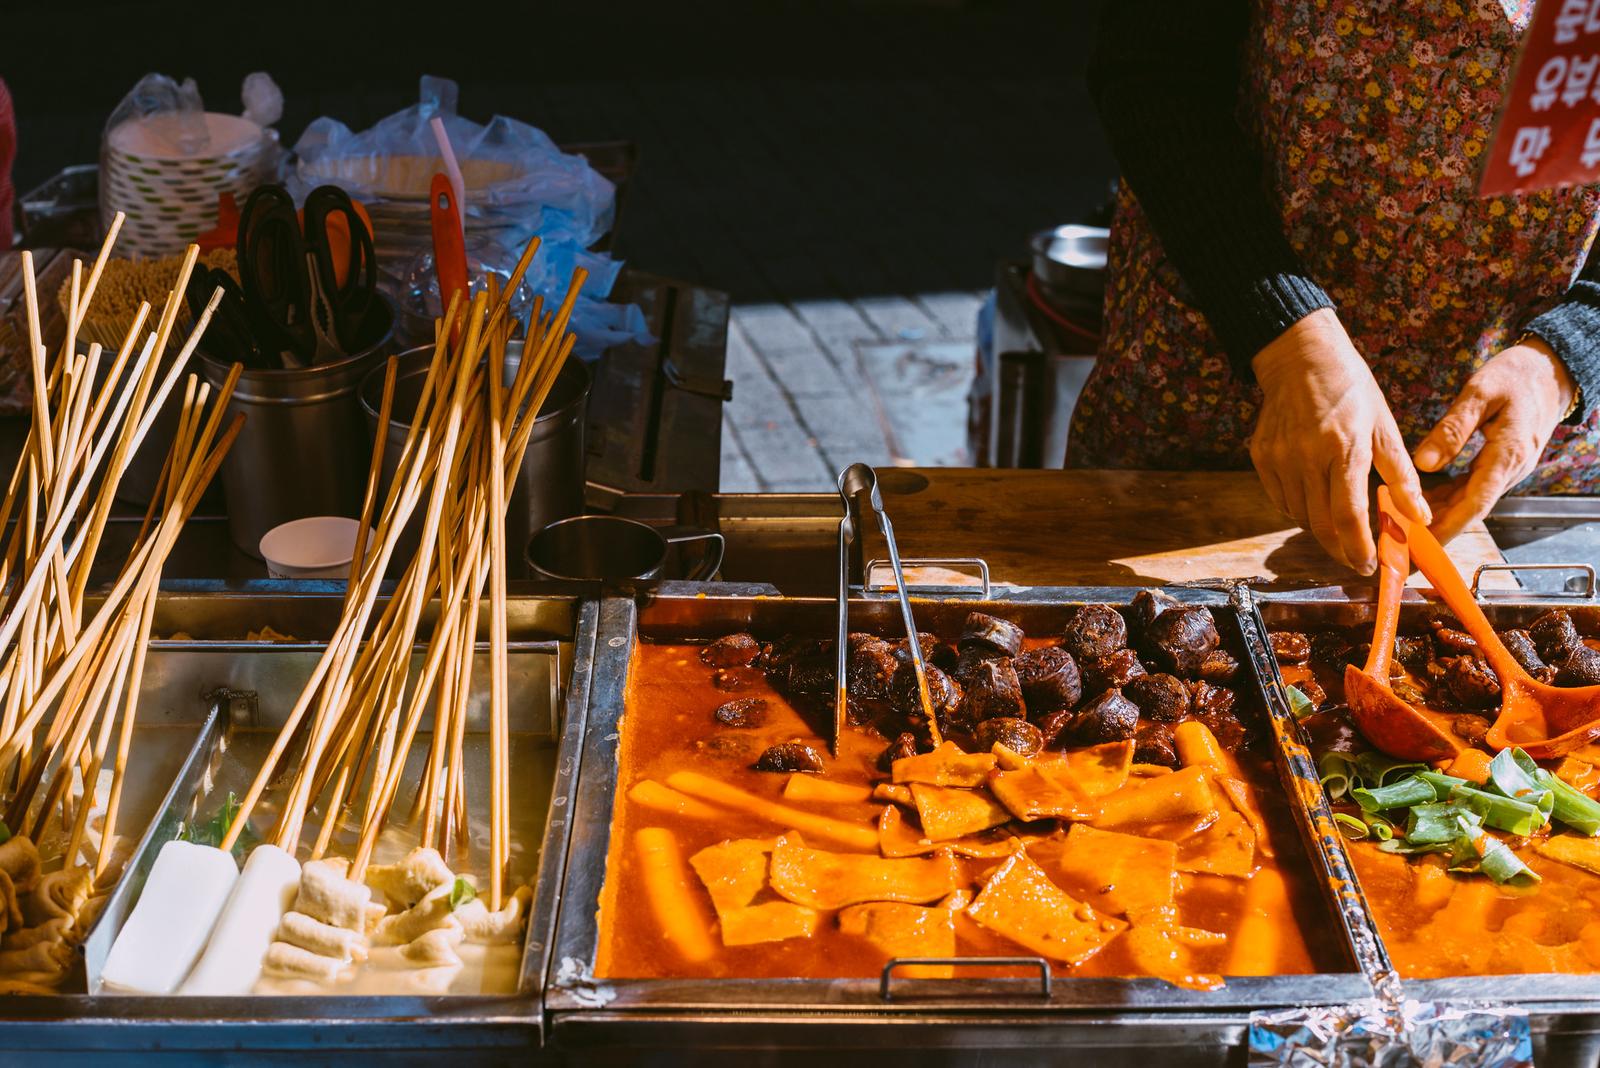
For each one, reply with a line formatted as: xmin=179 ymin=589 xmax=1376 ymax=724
xmin=1231 ymin=586 xmax=1393 ymax=991
xmin=545 ymin=586 xmax=1374 ymax=1045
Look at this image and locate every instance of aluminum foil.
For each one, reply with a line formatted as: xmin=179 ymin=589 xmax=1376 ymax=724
xmin=1248 ymin=999 xmax=1531 ymax=1067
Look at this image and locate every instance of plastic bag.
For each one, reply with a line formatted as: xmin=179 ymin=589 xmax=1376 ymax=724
xmin=291 ymin=75 xmax=615 ymax=250
xmin=103 ymin=73 xmax=210 ymax=156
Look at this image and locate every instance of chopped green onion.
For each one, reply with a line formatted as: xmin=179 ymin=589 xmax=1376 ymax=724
xmin=1405 ymin=801 xmax=1483 ymax=844
xmin=1489 ymin=748 xmax=1547 ymax=803
xmin=1364 ymin=814 xmax=1395 ymax=842
xmin=1353 ymin=775 xmax=1440 ymax=812
xmin=1357 ymin=753 xmax=1428 ymax=787
xmin=449 ymin=876 xmax=477 ymax=910
xmin=1286 ymin=685 xmax=1315 ymax=719
xmin=1449 ymin=783 xmax=1551 ymax=837
xmin=1535 ymin=769 xmax=1600 ymax=836
xmin=1318 ymin=752 xmax=1359 ymax=803
xmin=0 ymin=820 xmax=12 ymax=846
xmin=1468 ymin=833 xmax=1541 ymax=887
xmin=1416 ymin=771 xmax=1469 ymax=798
xmin=1333 ymin=812 xmax=1370 ymax=839
xmin=1379 ymin=837 xmax=1455 ymax=857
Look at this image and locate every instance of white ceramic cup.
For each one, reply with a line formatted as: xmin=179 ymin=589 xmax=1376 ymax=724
xmin=258 ymin=516 xmax=367 ymax=580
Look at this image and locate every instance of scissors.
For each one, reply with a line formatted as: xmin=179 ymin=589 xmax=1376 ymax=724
xmin=236 ymin=184 xmax=379 ymax=368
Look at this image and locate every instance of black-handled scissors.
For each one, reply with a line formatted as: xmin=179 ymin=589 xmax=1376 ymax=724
xmin=301 ymin=185 xmax=379 ymax=354
xmin=238 ymin=185 xmax=316 ymax=366
xmin=186 ymin=265 xmax=277 ymax=370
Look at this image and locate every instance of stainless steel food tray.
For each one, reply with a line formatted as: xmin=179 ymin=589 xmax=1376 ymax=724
xmin=0 ymin=588 xmax=592 ymax=1061
xmin=545 ymin=584 xmax=1378 ymax=1062
xmin=1255 ymin=586 xmax=1600 ymax=1066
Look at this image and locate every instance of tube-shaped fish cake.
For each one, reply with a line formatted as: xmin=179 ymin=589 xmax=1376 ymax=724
xmin=398 ymin=925 xmax=464 ymax=967
xmin=3 ymin=916 xmax=70 ymax=951
xmin=373 ymin=885 xmax=458 ymax=946
xmin=366 ymin=847 xmax=454 ymax=909
xmin=0 ymin=939 xmax=72 ymax=978
xmin=101 ymin=841 xmax=238 ymax=994
xmin=294 ymin=857 xmax=374 ymax=932
xmin=24 ymin=868 xmax=91 ymax=928
xmin=180 ymin=844 xmax=302 ymax=995
xmin=278 ymin=910 xmax=369 ymax=963
xmin=260 ymin=941 xmax=351 ymax=984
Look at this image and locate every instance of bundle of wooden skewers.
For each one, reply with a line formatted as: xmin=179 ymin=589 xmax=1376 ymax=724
xmin=100 ymin=233 xmax=581 ymax=996
xmin=0 ymin=215 xmax=241 ymax=994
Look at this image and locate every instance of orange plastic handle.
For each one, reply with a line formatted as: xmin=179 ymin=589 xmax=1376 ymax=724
xmin=1400 ymin=505 xmax=1527 ymax=686
xmin=430 ymin=172 xmax=469 ymax=336
xmin=1364 ymin=486 xmax=1407 ymax=680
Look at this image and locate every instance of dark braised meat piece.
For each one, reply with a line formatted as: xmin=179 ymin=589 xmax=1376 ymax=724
xmin=1062 ymin=604 xmax=1129 ymax=661
xmin=959 ymin=612 xmax=1025 ymax=658
xmin=848 ymin=639 xmax=900 ymax=698
xmin=974 ymin=717 xmax=1044 ymax=757
xmin=1393 ymin=634 xmax=1435 ymax=673
xmin=694 ymin=734 xmax=755 ymax=759
xmin=890 ymin=662 xmax=966 ymax=728
xmin=1311 ymin=630 xmax=1358 ymax=667
xmin=1198 ymin=649 xmax=1240 ymax=684
xmin=711 ymin=667 xmax=754 ymax=692
xmin=889 ymin=632 xmax=941 ymax=664
xmin=1531 ymin=610 xmax=1584 ymax=663
xmin=1444 ymin=656 xmax=1501 ymax=709
xmin=1129 ymin=589 xmax=1183 ymax=639
xmin=1035 ymin=707 xmax=1076 ymax=749
xmin=701 ymin=633 xmax=762 ymax=668
xmin=1083 ymin=649 xmax=1148 ymax=696
xmin=754 ymin=742 xmax=826 ymax=773
xmin=1068 ymin=689 xmax=1140 ymax=745
xmin=877 ymin=731 xmax=921 ymax=772
xmin=1146 ymin=607 xmax=1221 ymax=677
xmin=1125 ymin=673 xmax=1191 ymax=722
xmin=713 ymin=697 xmax=768 ymax=728
xmin=1429 ymin=619 xmax=1478 ymax=654
xmin=960 ymin=657 xmax=1027 ymax=721
xmin=1133 ymin=721 xmax=1179 ymax=768
xmin=1558 ymin=645 xmax=1600 ymax=686
xmin=954 ymin=643 xmax=1004 ymax=679
xmin=1269 ymin=631 xmax=1311 ymax=665
xmin=1500 ymin=629 xmax=1549 ymax=678
xmin=1190 ymin=681 xmax=1246 ymax=748
xmin=1392 ymin=679 xmax=1428 ymax=707
xmin=761 ymin=635 xmax=828 ymax=672
xmin=1294 ymin=676 xmax=1328 ymax=710
xmin=786 ymin=656 xmax=834 ymax=694
xmin=1013 ymin=646 xmax=1082 ymax=713
xmin=1451 ymin=714 xmax=1489 ymax=744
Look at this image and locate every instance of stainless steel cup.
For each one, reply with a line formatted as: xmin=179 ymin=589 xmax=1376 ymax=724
xmin=200 ymin=295 xmax=396 ymax=558
xmin=526 ymin=515 xmax=724 ymax=583
xmin=360 ymin=340 xmax=591 ymax=577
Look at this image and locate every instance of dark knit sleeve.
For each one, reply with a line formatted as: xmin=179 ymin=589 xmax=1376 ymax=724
xmin=1087 ymin=0 xmax=1332 ymax=381
xmin=1521 ymin=246 xmax=1600 ymax=425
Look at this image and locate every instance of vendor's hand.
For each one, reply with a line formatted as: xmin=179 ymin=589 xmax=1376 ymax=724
xmin=1250 ymin=309 xmax=1431 ymax=575
xmin=1413 ymin=338 xmax=1575 ymax=545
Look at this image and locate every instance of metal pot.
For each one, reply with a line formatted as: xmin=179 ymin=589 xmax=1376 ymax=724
xmin=360 ymin=341 xmax=590 ymax=578
xmin=199 ymin=294 xmax=396 ymax=559
xmin=526 ymin=515 xmax=723 ymax=583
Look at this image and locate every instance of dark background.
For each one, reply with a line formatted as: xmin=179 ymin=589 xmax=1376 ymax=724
xmin=5 ymin=0 xmax=1116 ymax=302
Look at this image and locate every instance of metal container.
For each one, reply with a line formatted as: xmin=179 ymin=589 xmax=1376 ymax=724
xmin=546 ymin=584 xmax=1376 ymax=1063
xmin=1254 ymin=584 xmax=1600 ymax=1066
xmin=0 ymin=588 xmax=591 ymax=1060
xmin=200 ymin=294 xmax=397 ymax=559
xmin=361 ymin=342 xmax=590 ymax=578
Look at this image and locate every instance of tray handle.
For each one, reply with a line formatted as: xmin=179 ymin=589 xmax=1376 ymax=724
xmin=1469 ymin=562 xmax=1596 ymax=599
xmin=879 ymin=956 xmax=1051 ymax=1001
xmin=865 ymin=557 xmax=990 ymax=600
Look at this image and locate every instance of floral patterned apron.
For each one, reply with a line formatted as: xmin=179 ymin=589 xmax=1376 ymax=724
xmin=1067 ymin=0 xmax=1600 ymax=492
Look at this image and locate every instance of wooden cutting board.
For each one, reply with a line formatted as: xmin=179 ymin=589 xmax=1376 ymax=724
xmin=861 ymin=468 xmax=1508 ymax=590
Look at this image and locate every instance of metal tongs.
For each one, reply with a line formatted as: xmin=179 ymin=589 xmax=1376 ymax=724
xmin=835 ymin=463 xmax=943 ymax=755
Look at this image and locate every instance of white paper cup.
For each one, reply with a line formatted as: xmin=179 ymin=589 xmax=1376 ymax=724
xmin=258 ymin=516 xmax=366 ymax=579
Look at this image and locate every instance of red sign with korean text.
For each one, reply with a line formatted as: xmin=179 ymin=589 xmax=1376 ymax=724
xmin=1481 ymin=0 xmax=1600 ymax=195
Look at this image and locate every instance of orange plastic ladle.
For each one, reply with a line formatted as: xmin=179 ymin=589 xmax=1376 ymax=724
xmin=1343 ymin=487 xmax=1462 ymax=762
xmin=1403 ymin=504 xmax=1600 ymax=758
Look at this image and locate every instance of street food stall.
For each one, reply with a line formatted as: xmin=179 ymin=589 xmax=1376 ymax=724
xmin=0 ymin=59 xmax=1599 ymax=1068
